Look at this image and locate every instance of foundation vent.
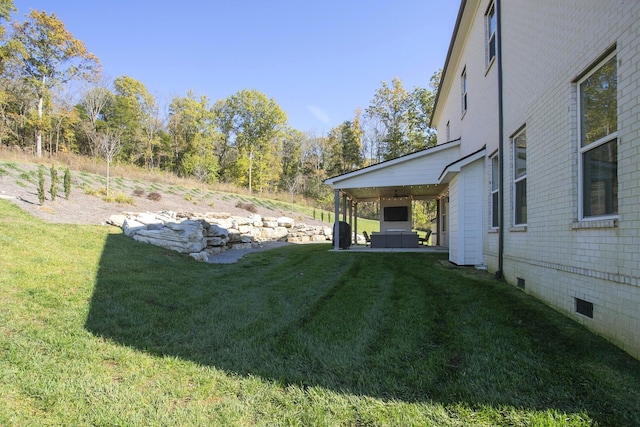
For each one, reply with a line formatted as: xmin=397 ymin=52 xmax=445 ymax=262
xmin=575 ymin=298 xmax=594 ymax=318
xmin=517 ymin=277 xmax=525 ymax=289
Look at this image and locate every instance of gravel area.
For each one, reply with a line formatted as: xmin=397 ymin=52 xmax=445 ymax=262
xmin=207 ymin=241 xmax=292 ymax=264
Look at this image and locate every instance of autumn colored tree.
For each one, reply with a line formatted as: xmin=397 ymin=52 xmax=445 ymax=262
xmin=10 ymin=10 xmax=100 ymax=157
xmin=0 ymin=0 xmax=15 ymax=71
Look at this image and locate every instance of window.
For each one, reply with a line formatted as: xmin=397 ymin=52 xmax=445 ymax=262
xmin=486 ymin=2 xmax=497 ymax=66
xmin=578 ymin=52 xmax=617 ymax=219
xmin=491 ymin=154 xmax=500 ymax=228
xmin=461 ymin=67 xmax=468 ymax=115
xmin=446 ymin=121 xmax=450 ymax=142
xmin=513 ymin=128 xmax=527 ymax=226
xmin=441 ymin=198 xmax=447 ymax=232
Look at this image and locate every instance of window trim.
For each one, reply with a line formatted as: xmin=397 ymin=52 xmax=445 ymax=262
xmin=461 ymin=67 xmax=468 ymax=116
xmin=577 ymin=51 xmax=618 ymax=221
xmin=512 ymin=127 xmax=527 ymax=227
xmin=485 ymin=2 xmax=497 ymax=69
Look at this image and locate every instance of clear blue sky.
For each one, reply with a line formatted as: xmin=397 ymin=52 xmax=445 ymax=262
xmin=11 ymin=1 xmax=460 ymax=134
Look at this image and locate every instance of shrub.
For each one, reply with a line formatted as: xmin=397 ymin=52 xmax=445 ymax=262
xmin=49 ymin=165 xmax=59 ymax=201
xmin=103 ymin=192 xmax=134 ymax=205
xmin=147 ymin=191 xmax=162 ymax=201
xmin=63 ymin=167 xmax=71 ymax=199
xmin=114 ymin=193 xmax=134 ymax=205
xmin=19 ymin=172 xmax=33 ymax=183
xmin=82 ymin=185 xmax=99 ymax=196
xmin=37 ymin=166 xmax=45 ymax=205
xmin=236 ymin=201 xmax=258 ymax=213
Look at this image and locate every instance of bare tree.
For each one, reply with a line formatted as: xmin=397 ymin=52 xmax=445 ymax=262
xmin=284 ymin=173 xmax=304 ymax=214
xmin=80 ymin=79 xmax=113 ymax=158
xmin=192 ymin=163 xmax=210 ymax=200
xmin=96 ymin=130 xmax=121 ymax=197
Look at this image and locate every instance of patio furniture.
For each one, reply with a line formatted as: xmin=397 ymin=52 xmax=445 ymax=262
xmin=362 ymin=231 xmax=371 ymax=246
xmin=418 ymin=230 xmax=432 ymax=246
xmin=370 ymin=231 xmax=419 ymax=248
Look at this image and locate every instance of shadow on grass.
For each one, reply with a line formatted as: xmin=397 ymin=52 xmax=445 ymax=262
xmin=85 ymin=234 xmax=640 ymax=425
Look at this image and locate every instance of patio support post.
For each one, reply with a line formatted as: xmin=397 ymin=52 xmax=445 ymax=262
xmin=436 ymin=198 xmax=441 ymax=246
xmin=353 ymin=202 xmax=358 ymax=245
xmin=348 ymin=199 xmax=353 ymax=244
xmin=342 ymin=193 xmax=347 ymax=222
xmin=334 ymin=189 xmax=340 ymax=250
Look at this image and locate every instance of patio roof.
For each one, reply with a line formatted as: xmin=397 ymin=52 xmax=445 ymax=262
xmin=324 ymin=140 xmax=461 ymax=202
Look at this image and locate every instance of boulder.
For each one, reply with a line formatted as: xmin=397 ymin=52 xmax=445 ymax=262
xmin=189 ymin=251 xmax=209 ymax=261
xmin=277 ymin=216 xmax=294 ymax=228
xmin=133 ymin=221 xmax=206 ymax=253
xmin=107 ymin=214 xmax=127 ymax=228
xmin=263 ymin=217 xmax=278 ymax=228
xmin=122 ymin=218 xmax=146 ymax=237
xmin=135 ymin=212 xmax=165 ymax=227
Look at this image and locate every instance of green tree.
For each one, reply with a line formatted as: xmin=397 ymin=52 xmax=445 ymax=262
xmin=327 ymin=119 xmax=363 ymax=176
xmin=10 ymin=10 xmax=100 ymax=157
xmin=109 ymin=76 xmax=159 ymax=168
xmin=213 ymin=89 xmax=287 ymax=192
xmin=167 ymin=90 xmax=216 ymax=174
xmin=365 ymin=77 xmax=408 ymax=160
xmin=364 ymin=74 xmax=439 ymax=161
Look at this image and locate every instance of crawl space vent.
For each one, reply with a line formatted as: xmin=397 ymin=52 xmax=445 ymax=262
xmin=575 ymin=298 xmax=594 ymax=318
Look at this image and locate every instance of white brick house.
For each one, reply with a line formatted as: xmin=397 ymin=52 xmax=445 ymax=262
xmin=325 ymin=0 xmax=640 ymax=359
xmin=431 ymin=0 xmax=640 ymax=359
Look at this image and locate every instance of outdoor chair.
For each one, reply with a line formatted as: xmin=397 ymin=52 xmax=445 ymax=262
xmin=418 ymin=229 xmax=432 ymax=246
xmin=362 ymin=231 xmax=371 ymax=246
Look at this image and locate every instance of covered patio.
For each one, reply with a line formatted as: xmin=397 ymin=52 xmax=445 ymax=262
xmin=324 ymin=140 xmax=461 ymax=251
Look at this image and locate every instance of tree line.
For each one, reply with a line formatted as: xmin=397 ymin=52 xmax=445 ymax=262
xmin=0 ymin=1 xmax=440 ymax=209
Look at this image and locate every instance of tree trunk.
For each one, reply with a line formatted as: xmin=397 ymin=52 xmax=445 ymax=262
xmin=36 ymin=95 xmax=43 ymax=157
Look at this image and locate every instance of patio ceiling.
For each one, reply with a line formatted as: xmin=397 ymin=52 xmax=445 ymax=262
xmin=340 ymin=183 xmax=449 ymax=202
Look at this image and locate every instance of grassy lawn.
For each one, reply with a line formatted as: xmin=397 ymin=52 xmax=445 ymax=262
xmin=1 ymin=200 xmax=639 ymax=426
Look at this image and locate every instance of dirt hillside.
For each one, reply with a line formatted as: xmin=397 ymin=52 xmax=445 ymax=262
xmin=0 ymin=160 xmax=328 ymax=227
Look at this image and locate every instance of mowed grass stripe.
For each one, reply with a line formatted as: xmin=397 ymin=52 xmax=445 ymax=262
xmin=1 ymin=200 xmax=640 ymax=426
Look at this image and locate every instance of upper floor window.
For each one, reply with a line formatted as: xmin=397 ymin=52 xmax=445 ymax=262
xmin=486 ymin=2 xmax=497 ymax=66
xmin=578 ymin=51 xmax=617 ymax=219
xmin=461 ymin=67 xmax=468 ymax=115
xmin=512 ymin=128 xmax=527 ymax=226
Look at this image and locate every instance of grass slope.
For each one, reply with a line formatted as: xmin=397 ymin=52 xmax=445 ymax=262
xmin=1 ymin=200 xmax=639 ymax=426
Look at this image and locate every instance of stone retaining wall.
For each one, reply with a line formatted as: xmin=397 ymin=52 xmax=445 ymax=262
xmin=108 ymin=211 xmax=333 ymax=261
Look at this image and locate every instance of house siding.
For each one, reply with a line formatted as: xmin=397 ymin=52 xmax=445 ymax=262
xmin=434 ymin=0 xmax=640 ymax=358
xmin=499 ymin=0 xmax=640 ymax=359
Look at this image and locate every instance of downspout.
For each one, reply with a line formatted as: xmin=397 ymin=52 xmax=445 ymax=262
xmin=333 ymin=189 xmax=340 ymax=250
xmin=496 ymin=0 xmax=505 ymax=279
